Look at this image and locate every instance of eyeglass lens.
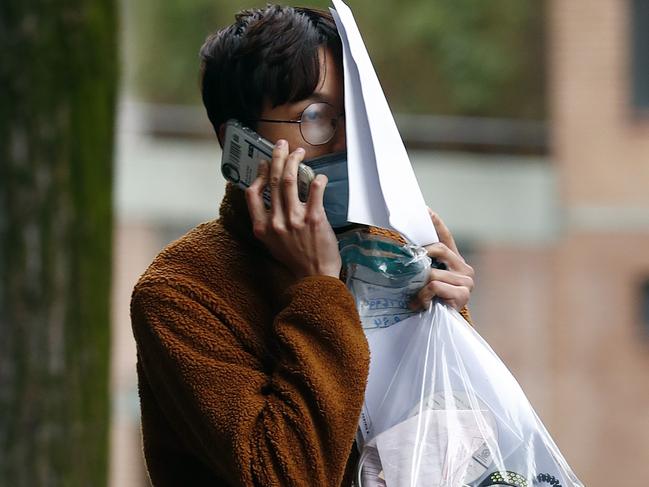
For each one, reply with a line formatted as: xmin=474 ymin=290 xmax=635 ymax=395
xmin=300 ymin=102 xmax=339 ymax=145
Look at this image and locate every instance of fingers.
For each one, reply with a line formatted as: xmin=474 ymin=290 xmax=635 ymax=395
xmin=411 ymin=279 xmax=471 ymax=311
xmin=426 ymin=210 xmax=470 ymax=274
xmin=411 ymin=225 xmax=476 ymax=309
xmin=427 ymin=268 xmax=474 ymax=289
xmin=268 ymin=140 xmax=310 ymax=233
xmin=269 ymin=140 xmax=289 ymax=216
xmin=281 ymin=147 xmax=305 ymax=220
xmin=244 ymin=141 xmax=339 ymax=280
xmin=245 ymin=160 xmax=269 ymax=238
xmin=305 ymin=174 xmax=328 ymax=224
xmin=428 ymin=209 xmax=459 ymax=256
xmin=425 ymin=242 xmax=473 ymax=276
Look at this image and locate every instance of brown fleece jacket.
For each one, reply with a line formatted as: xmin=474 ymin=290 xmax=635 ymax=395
xmin=131 ymin=184 xmax=369 ymax=487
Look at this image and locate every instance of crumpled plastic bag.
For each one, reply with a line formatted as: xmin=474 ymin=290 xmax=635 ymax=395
xmin=338 ymin=230 xmax=583 ymax=487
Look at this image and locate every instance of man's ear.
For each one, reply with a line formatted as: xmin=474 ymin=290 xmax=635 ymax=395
xmin=217 ymin=123 xmax=226 ymax=147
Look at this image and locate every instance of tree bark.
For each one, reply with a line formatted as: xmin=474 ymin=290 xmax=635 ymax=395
xmin=0 ymin=1 xmax=117 ymax=485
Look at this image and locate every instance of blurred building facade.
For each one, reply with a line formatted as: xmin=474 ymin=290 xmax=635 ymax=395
xmin=547 ymin=0 xmax=649 ymax=481
xmin=478 ymin=1 xmax=649 ymax=484
xmin=110 ymin=0 xmax=649 ymax=485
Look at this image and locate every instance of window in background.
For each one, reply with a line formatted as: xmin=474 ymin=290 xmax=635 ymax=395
xmin=631 ymin=0 xmax=649 ymax=111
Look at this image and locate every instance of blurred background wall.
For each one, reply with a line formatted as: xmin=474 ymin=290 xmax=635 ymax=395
xmin=110 ymin=0 xmax=649 ymax=485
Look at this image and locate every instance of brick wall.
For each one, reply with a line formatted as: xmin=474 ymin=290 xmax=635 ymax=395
xmin=481 ymin=0 xmax=649 ymax=482
xmin=549 ymin=0 xmax=649 ymax=207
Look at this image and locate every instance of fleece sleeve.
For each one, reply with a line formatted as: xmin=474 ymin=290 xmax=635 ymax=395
xmin=131 ymin=275 xmax=369 ymax=487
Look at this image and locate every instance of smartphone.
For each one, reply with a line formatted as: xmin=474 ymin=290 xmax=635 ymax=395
xmin=221 ymin=120 xmax=315 ymax=205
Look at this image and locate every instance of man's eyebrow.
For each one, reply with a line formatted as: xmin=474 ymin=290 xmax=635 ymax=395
xmin=301 ymin=92 xmax=332 ymax=104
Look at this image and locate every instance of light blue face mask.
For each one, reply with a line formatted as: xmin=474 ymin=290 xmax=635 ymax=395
xmin=306 ymin=151 xmax=350 ymax=228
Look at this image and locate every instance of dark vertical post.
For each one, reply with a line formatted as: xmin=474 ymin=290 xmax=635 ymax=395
xmin=0 ymin=1 xmax=117 ymax=485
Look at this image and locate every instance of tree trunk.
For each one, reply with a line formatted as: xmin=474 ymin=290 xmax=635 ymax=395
xmin=0 ymin=1 xmax=117 ymax=485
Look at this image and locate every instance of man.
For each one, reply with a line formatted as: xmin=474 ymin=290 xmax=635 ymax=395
xmin=131 ymin=5 xmax=474 ymax=486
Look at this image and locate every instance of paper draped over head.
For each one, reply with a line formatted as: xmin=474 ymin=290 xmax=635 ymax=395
xmin=330 ymin=0 xmax=438 ymax=246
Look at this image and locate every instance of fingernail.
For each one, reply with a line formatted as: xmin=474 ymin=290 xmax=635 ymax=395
xmin=295 ymin=147 xmax=305 ymax=154
xmin=276 ymin=140 xmax=286 ymax=149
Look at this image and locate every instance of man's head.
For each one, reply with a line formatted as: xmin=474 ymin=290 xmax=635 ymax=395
xmin=200 ymin=5 xmax=346 ymax=158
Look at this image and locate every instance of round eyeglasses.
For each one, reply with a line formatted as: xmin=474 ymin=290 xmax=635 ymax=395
xmin=255 ymin=102 xmax=345 ymax=146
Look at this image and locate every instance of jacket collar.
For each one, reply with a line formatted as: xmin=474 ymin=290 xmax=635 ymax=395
xmin=218 ymin=184 xmax=295 ymax=300
xmin=218 ymin=183 xmax=259 ymax=246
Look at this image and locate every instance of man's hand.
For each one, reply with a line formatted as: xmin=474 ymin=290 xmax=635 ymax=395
xmin=410 ymin=209 xmax=475 ymax=311
xmin=245 ymin=139 xmax=342 ymax=280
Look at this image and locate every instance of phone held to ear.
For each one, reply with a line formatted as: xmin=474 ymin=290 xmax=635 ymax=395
xmin=220 ymin=119 xmax=351 ymax=228
xmin=221 ymin=120 xmax=314 ymax=206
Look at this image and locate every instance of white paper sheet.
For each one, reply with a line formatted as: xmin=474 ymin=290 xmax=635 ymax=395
xmin=361 ymin=315 xmax=421 ymax=437
xmin=331 ymin=0 xmax=438 ymax=246
xmin=375 ymin=410 xmax=497 ymax=487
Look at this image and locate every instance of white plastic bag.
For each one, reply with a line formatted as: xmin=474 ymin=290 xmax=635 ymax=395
xmin=339 ymin=231 xmax=583 ymax=487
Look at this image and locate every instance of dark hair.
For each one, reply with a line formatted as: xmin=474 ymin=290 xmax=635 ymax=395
xmin=199 ymin=5 xmax=342 ymax=143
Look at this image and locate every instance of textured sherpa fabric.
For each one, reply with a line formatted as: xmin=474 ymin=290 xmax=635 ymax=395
xmin=131 ymin=183 xmax=473 ymax=486
xmin=131 ymin=184 xmax=370 ymax=487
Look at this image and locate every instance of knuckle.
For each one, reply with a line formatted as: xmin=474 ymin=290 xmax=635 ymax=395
xmin=282 ymin=174 xmax=297 ymax=187
xmin=427 ymin=242 xmax=446 ymax=256
xmin=246 ymin=182 xmax=263 ymax=195
xmin=288 ymin=213 xmax=305 ymax=230
xmin=270 ymin=218 xmax=285 ymax=234
xmin=269 ymin=175 xmax=281 ymax=189
xmin=465 ymin=275 xmax=474 ymax=290
xmin=252 ymin=222 xmax=266 ymax=239
xmin=310 ymin=178 xmax=326 ymax=191
xmin=245 ymin=186 xmax=256 ymax=200
xmin=460 ymin=287 xmax=470 ymax=303
xmin=306 ymin=211 xmax=325 ymax=227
